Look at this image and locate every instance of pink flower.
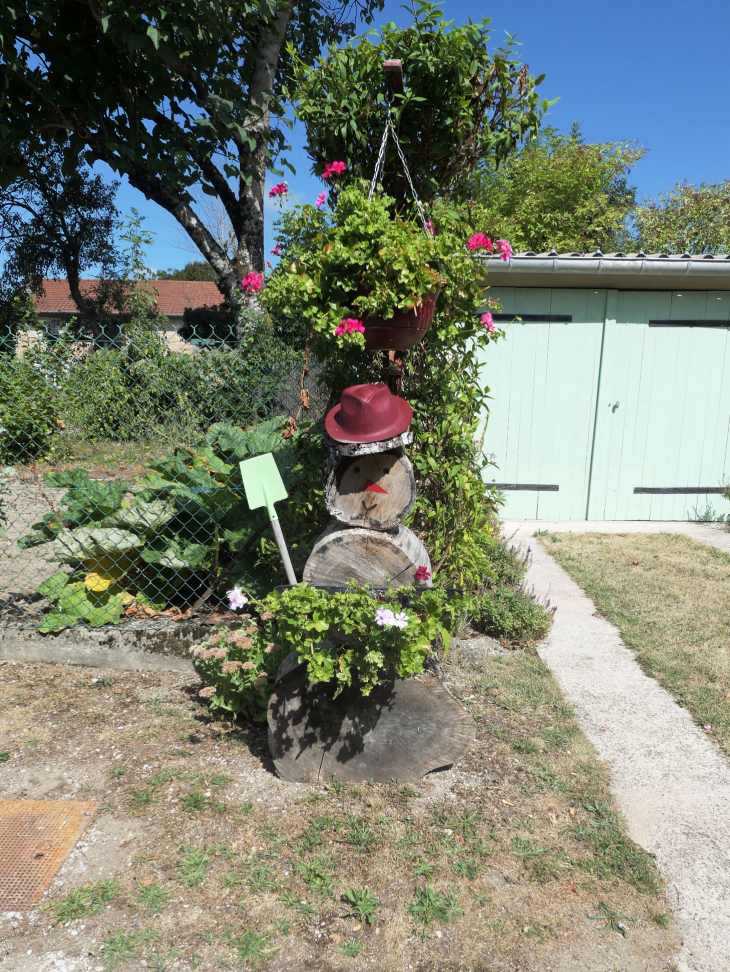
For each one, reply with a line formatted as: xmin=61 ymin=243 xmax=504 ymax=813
xmin=316 ymin=192 xmax=327 ymax=208
xmin=198 ymin=686 xmax=215 ymax=698
xmin=270 ymin=242 xmax=281 ymax=256
xmin=704 ymin=724 xmax=712 ymax=730
xmin=425 ymin=221 xmax=434 ymax=236
xmin=265 ymin=642 xmax=280 ymax=654
xmin=467 ymin=233 xmax=493 ymax=252
xmin=227 ymin=585 xmax=249 ymax=610
xmin=242 ymin=661 xmax=255 ymax=671
xmin=322 ymin=161 xmax=346 ymax=179
xmin=222 ymin=660 xmax=243 ymax=674
xmin=241 ymin=272 xmax=263 ymax=295
xmin=375 ymin=607 xmax=396 ymax=627
xmin=415 ymin=566 xmax=431 ymax=581
xmin=496 ymin=239 xmax=513 ymax=262
xmin=393 ymin=612 xmax=409 ymax=630
xmin=333 ymin=317 xmax=365 ymax=338
xmin=268 ymin=182 xmax=288 ymax=198
xmin=481 ymin=312 xmax=495 ymax=333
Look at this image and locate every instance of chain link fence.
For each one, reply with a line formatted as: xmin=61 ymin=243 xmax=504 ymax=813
xmin=0 ymin=300 xmax=324 ymax=632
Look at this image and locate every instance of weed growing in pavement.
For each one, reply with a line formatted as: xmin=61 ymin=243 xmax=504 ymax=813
xmin=292 ymin=854 xmax=336 ymax=899
xmin=176 ymin=845 xmax=212 ymax=888
xmin=43 ymin=878 xmax=121 ymax=924
xmin=129 ymin=786 xmax=157 ymax=813
xmin=342 ymin=887 xmax=379 ymax=924
xmin=588 ymin=901 xmax=633 ymax=937
xmin=411 ymin=857 xmax=437 ymax=879
xmin=136 ymin=881 xmax=171 ymax=913
xmin=272 ymin=918 xmax=292 ymax=936
xmin=107 ymin=764 xmax=126 ymax=779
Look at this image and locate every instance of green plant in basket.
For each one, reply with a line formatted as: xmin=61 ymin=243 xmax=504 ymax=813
xmin=262 ymin=181 xmax=442 ymax=359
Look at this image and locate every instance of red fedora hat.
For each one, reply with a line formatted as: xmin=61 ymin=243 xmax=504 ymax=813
xmin=325 ymin=382 xmax=413 ymax=444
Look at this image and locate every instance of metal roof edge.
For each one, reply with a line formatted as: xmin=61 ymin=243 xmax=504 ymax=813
xmin=482 ymin=252 xmax=730 ymax=283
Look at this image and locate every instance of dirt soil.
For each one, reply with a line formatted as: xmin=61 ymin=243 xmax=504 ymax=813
xmin=0 ymin=639 xmax=678 ymax=972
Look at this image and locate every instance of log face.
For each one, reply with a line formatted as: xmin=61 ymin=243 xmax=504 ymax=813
xmin=303 ymin=524 xmax=432 ymax=589
xmin=268 ymin=661 xmax=475 ymax=783
xmin=325 ymin=449 xmax=416 ymax=531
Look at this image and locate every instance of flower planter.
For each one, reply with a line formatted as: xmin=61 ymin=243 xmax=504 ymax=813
xmin=362 ymin=291 xmax=438 ymax=351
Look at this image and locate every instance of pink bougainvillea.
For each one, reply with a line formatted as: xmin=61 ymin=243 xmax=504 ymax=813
xmin=333 ymin=317 xmax=365 ymax=338
xmin=467 ymin=232 xmax=493 ymax=252
xmin=268 ymin=182 xmax=288 ymax=198
xmin=315 ymin=192 xmax=327 ymax=208
xmin=322 ymin=161 xmax=346 ymax=179
xmin=241 ymin=272 xmax=263 ymax=295
xmin=496 ymin=238 xmax=513 ymax=262
xmin=481 ymin=312 xmax=495 ymax=333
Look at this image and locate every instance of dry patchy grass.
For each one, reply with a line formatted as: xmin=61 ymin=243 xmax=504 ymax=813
xmin=0 ymin=648 xmax=677 ymax=971
xmin=540 ymin=531 xmax=730 ymax=755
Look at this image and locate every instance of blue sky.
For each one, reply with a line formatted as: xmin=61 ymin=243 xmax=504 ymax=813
xmin=109 ymin=0 xmax=730 ymax=272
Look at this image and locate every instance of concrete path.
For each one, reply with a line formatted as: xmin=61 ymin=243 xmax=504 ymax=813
xmin=504 ymin=520 xmax=730 ymax=972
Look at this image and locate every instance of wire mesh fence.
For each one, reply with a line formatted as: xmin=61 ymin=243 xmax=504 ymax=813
xmin=0 ymin=302 xmax=323 ymax=632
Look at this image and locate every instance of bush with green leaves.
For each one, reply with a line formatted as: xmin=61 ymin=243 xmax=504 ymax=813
xmin=192 ymin=582 xmax=467 ymax=719
xmin=0 ymin=353 xmax=59 ymax=461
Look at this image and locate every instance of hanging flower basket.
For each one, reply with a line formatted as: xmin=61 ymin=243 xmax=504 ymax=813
xmin=361 ymin=290 xmax=438 ymax=350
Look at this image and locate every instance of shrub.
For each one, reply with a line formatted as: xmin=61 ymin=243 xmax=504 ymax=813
xmin=0 ymin=355 xmax=59 ymax=461
xmin=468 ymin=584 xmax=554 ymax=644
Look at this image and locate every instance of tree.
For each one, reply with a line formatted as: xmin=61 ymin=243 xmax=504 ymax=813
xmin=462 ymin=125 xmax=645 ymax=253
xmin=633 ymin=181 xmax=730 ymax=254
xmin=0 ymin=142 xmax=125 ymax=334
xmin=157 ymin=261 xmax=219 ymax=282
xmin=291 ymin=2 xmax=552 ymax=208
xmin=0 ymin=0 xmax=384 ymax=333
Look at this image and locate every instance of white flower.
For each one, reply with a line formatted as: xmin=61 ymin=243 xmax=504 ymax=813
xmin=226 ymin=586 xmax=248 ymax=611
xmin=393 ymin=612 xmax=409 ymax=629
xmin=375 ymin=607 xmax=395 ymax=627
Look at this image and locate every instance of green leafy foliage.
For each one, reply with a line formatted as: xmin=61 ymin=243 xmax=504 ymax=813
xmin=0 ymin=354 xmax=59 ymax=461
xmin=468 ymin=584 xmax=554 ymax=644
xmin=290 ymin=1 xmax=551 ymax=206
xmin=20 ymin=417 xmax=310 ymax=631
xmin=193 ymin=582 xmax=465 ymax=719
xmin=633 ymin=180 xmax=730 ymax=254
xmin=465 ymin=125 xmax=646 ymax=254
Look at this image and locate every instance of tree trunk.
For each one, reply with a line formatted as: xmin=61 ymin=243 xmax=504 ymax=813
xmin=324 ymin=448 xmax=416 ymax=531
xmin=268 ymin=656 xmax=475 ymax=784
xmin=303 ymin=523 xmax=432 ymax=589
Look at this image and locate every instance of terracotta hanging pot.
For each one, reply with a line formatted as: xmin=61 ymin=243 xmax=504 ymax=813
xmin=361 ymin=291 xmax=438 ymax=351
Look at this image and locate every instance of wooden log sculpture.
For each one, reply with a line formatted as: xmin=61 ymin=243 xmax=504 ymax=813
xmin=302 ymin=522 xmax=431 ymax=588
xmin=268 ymin=655 xmax=475 ymax=784
xmin=324 ymin=448 xmax=416 ymax=531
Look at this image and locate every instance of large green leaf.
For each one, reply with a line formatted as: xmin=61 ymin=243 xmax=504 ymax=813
xmin=106 ymin=500 xmax=175 ymax=534
xmin=52 ymin=526 xmax=145 ymax=563
xmin=36 ymin=571 xmax=70 ymax=601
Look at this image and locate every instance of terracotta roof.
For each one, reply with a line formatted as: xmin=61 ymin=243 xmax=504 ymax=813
xmin=34 ymin=279 xmax=222 ymax=317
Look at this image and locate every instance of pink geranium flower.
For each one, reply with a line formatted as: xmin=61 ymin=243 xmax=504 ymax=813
xmin=496 ymin=239 xmax=513 ymax=261
xmin=467 ymin=233 xmax=493 ymax=252
xmin=315 ymin=192 xmax=327 ymax=208
xmin=227 ymin=585 xmax=249 ymax=610
xmin=268 ymin=182 xmax=288 ymax=198
xmin=322 ymin=161 xmax=346 ymax=179
xmin=241 ymin=272 xmax=263 ymax=294
xmin=415 ymin=566 xmax=431 ymax=581
xmin=481 ymin=312 xmax=495 ymax=333
xmin=333 ymin=317 xmax=365 ymax=338
xmin=375 ymin=607 xmax=395 ymax=627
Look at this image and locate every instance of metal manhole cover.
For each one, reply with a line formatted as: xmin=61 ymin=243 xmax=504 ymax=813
xmin=0 ymin=800 xmax=96 ymax=908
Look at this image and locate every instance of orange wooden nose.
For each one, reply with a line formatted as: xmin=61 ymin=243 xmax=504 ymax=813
xmin=365 ymin=479 xmax=388 ymax=494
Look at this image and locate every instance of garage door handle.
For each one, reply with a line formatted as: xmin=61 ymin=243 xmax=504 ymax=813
xmin=611 ymin=400 xmax=620 ymax=412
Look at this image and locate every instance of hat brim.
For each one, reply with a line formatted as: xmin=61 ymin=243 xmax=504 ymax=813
xmin=325 ymin=395 xmax=413 ymax=444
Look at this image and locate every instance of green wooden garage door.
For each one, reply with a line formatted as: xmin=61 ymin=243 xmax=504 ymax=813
xmin=480 ymin=287 xmax=730 ymax=520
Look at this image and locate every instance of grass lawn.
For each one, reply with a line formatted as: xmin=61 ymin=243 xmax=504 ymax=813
xmin=0 ymin=645 xmax=677 ymax=971
xmin=540 ymin=531 xmax=730 ymax=757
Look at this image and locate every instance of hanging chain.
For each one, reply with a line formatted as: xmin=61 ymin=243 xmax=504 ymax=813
xmin=368 ymin=101 xmax=431 ymax=235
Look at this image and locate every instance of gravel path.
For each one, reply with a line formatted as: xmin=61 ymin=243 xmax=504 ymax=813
xmin=504 ymin=519 xmax=730 ymax=972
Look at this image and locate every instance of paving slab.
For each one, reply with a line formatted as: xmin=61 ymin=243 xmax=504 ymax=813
xmin=506 ymin=520 xmax=730 ymax=972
